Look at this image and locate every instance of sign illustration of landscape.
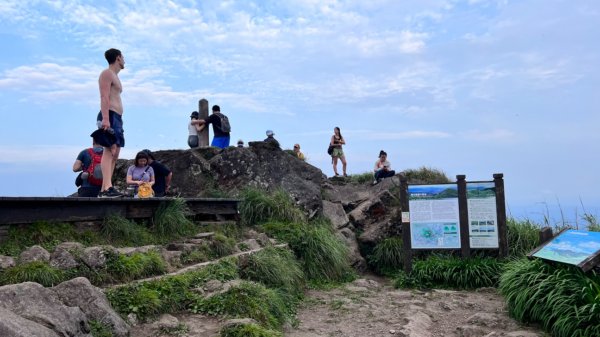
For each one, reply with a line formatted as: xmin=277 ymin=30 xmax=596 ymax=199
xmin=532 ymin=230 xmax=600 ymax=266
xmin=467 ymin=182 xmax=499 ymax=248
xmin=408 ymin=184 xmax=460 ymax=249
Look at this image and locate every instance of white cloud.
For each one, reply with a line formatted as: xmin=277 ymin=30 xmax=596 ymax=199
xmin=460 ymin=129 xmax=517 ymax=142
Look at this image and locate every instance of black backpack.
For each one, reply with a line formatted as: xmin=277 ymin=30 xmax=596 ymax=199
xmin=215 ymin=112 xmax=231 ymax=133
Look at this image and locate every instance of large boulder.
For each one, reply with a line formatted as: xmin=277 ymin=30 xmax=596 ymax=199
xmin=0 ymin=255 xmax=15 ymax=270
xmin=53 ymin=278 xmax=129 ymax=337
xmin=49 ymin=248 xmax=79 ymax=270
xmin=0 ymin=282 xmax=90 ymax=337
xmin=0 ymin=306 xmax=60 ymax=337
xmin=113 ymin=144 xmax=326 ymax=215
xmin=323 ymin=200 xmax=349 ymax=229
xmin=18 ymin=245 xmax=50 ymax=264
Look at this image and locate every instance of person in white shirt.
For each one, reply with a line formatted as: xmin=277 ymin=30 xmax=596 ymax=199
xmin=373 ymin=150 xmax=395 ymax=185
xmin=188 ymin=111 xmax=201 ymax=148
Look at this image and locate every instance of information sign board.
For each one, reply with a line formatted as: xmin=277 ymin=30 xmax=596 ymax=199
xmin=467 ymin=182 xmax=499 ymax=248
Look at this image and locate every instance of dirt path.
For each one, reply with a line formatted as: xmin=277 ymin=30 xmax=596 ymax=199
xmin=130 ymin=278 xmax=546 ymax=337
xmin=288 ymin=278 xmax=545 ymax=337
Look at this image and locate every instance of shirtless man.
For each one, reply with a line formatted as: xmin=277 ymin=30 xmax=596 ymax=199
xmin=96 ymin=48 xmax=125 ymax=198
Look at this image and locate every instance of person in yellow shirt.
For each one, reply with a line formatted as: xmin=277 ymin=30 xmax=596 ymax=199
xmin=293 ymin=143 xmax=305 ymax=160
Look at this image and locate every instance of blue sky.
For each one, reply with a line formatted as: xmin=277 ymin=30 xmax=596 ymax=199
xmin=0 ymin=0 xmax=598 ymax=224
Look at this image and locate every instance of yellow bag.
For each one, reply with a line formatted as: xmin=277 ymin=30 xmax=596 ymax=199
xmin=137 ymin=182 xmax=154 ymax=198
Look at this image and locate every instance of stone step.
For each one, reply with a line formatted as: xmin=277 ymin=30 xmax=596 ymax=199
xmin=198 ymin=221 xmax=237 ymax=226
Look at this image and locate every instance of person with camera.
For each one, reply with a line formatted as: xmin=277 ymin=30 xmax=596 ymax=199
xmin=373 ymin=150 xmax=395 ymax=185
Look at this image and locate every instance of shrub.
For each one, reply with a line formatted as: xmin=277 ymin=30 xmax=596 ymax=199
xmin=192 ymin=281 xmax=293 ymax=330
xmin=394 ymin=255 xmax=504 ymax=289
xmin=106 ymin=250 xmax=167 ymax=282
xmin=211 ymin=233 xmax=237 ymax=258
xmin=500 ymin=258 xmax=600 ymax=337
xmin=221 ymin=323 xmax=283 ymax=337
xmin=89 ymin=320 xmax=114 ymax=337
xmin=239 ymin=188 xmax=305 ymax=226
xmin=152 ymin=198 xmax=197 ymax=239
xmin=367 ymin=237 xmax=403 ymax=275
xmin=239 ymin=246 xmax=304 ymax=296
xmin=107 ymin=283 xmax=162 ymax=321
xmin=101 ymin=215 xmax=154 ymax=246
xmin=584 ymin=213 xmax=600 ymax=232
xmin=0 ymin=261 xmax=65 ymax=287
xmin=403 ymin=166 xmax=450 ymax=184
xmin=507 ymin=218 xmax=540 ymax=258
xmin=348 ymin=172 xmax=374 ymax=184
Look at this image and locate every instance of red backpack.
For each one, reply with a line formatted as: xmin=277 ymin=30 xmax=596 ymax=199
xmin=86 ymin=148 xmax=103 ymax=186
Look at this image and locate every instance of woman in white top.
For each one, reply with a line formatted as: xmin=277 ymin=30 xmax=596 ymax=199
xmin=373 ymin=150 xmax=395 ymax=184
xmin=188 ymin=111 xmax=202 ymax=148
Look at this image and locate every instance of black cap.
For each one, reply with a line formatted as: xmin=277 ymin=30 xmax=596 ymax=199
xmin=190 ymin=111 xmax=199 ymax=118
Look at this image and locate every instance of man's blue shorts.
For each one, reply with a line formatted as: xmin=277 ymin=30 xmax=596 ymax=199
xmin=211 ymin=136 xmax=230 ymax=149
xmin=96 ymin=110 xmax=125 ymax=147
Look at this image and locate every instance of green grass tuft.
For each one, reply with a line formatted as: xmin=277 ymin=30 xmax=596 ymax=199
xmin=347 ymin=172 xmax=375 ymax=184
xmin=367 ymin=237 xmax=404 ymax=275
xmin=507 ymin=218 xmax=540 ymax=258
xmin=261 ymin=220 xmax=353 ymax=283
xmin=393 ymin=255 xmax=504 ymax=289
xmin=151 ymin=198 xmax=197 ymax=239
xmin=500 ymin=258 xmax=600 ymax=337
xmin=239 ymin=188 xmax=305 ymax=226
xmin=211 ymin=233 xmax=237 ymax=258
xmin=192 ymin=281 xmax=293 ymax=329
xmin=239 ymin=246 xmax=304 ymax=296
xmin=221 ymin=323 xmax=283 ymax=337
xmin=403 ymin=166 xmax=450 ymax=184
xmin=101 ymin=215 xmax=154 ymax=246
xmin=0 ymin=261 xmax=66 ymax=287
xmin=105 ymin=250 xmax=167 ymax=282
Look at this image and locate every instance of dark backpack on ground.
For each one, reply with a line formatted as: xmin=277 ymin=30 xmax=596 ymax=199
xmin=215 ymin=112 xmax=231 ymax=133
xmin=86 ymin=148 xmax=103 ymax=186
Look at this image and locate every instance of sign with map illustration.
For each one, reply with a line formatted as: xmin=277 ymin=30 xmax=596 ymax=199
xmin=531 ymin=230 xmax=600 ymax=270
xmin=467 ymin=182 xmax=498 ymax=248
xmin=408 ymin=184 xmax=460 ymax=249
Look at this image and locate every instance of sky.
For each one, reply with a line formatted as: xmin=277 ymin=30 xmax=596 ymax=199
xmin=0 ymin=0 xmax=598 ymax=225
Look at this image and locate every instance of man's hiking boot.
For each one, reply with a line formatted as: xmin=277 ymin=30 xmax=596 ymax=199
xmin=98 ymin=187 xmax=123 ymax=198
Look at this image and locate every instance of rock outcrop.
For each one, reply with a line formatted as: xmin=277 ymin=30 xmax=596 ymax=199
xmin=113 ymin=142 xmax=326 ymax=216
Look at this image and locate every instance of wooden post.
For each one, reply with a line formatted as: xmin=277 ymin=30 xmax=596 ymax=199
xmin=494 ymin=173 xmax=508 ymax=257
xmin=539 ymin=227 xmax=553 ymax=245
xmin=198 ymin=99 xmax=209 ymax=147
xmin=400 ymin=175 xmax=413 ymax=273
xmin=457 ymin=175 xmax=471 ymax=258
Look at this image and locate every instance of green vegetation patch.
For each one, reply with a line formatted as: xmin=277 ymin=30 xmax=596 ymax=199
xmin=106 ymin=258 xmax=239 ymax=321
xmin=500 ymin=258 xmax=600 ymax=337
xmin=403 ymin=166 xmax=450 ymax=184
xmin=239 ymin=246 xmax=304 ymax=297
xmin=367 ymin=237 xmax=404 ymax=275
xmin=507 ymin=218 xmax=540 ymax=258
xmin=221 ymin=323 xmax=283 ymax=337
xmin=191 ymin=281 xmax=293 ymax=330
xmin=393 ymin=255 xmax=504 ymax=289
xmin=0 ymin=222 xmax=79 ymax=256
xmin=261 ymin=220 xmax=353 ymax=284
xmin=239 ymin=188 xmax=305 ymax=226
xmin=105 ymin=250 xmax=167 ymax=282
xmin=347 ymin=172 xmax=375 ymax=184
xmin=151 ymin=198 xmax=197 ymax=240
xmin=0 ymin=261 xmax=66 ymax=287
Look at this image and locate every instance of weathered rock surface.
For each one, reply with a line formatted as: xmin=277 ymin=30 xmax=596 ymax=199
xmin=336 ymin=228 xmax=367 ymax=271
xmin=80 ymin=246 xmax=113 ymax=269
xmin=18 ymin=245 xmax=50 ymax=264
xmin=49 ymin=248 xmax=79 ymax=270
xmin=0 ymin=255 xmax=15 ymax=270
xmin=323 ymin=200 xmax=350 ymax=229
xmin=0 ymin=282 xmax=90 ymax=337
xmin=53 ymin=277 xmax=130 ymax=337
xmin=113 ymin=143 xmax=326 ymax=216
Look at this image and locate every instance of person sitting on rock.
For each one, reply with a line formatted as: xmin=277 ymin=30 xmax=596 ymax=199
xmin=293 ymin=143 xmax=305 ymax=160
xmin=264 ymin=130 xmax=280 ymax=148
xmin=126 ymin=151 xmax=155 ymax=197
xmin=373 ymin=150 xmax=395 ymax=185
xmin=237 ymin=139 xmax=244 ymax=147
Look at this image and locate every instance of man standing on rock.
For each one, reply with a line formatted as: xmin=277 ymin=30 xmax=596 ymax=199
xmin=96 ymin=48 xmax=125 ymax=198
